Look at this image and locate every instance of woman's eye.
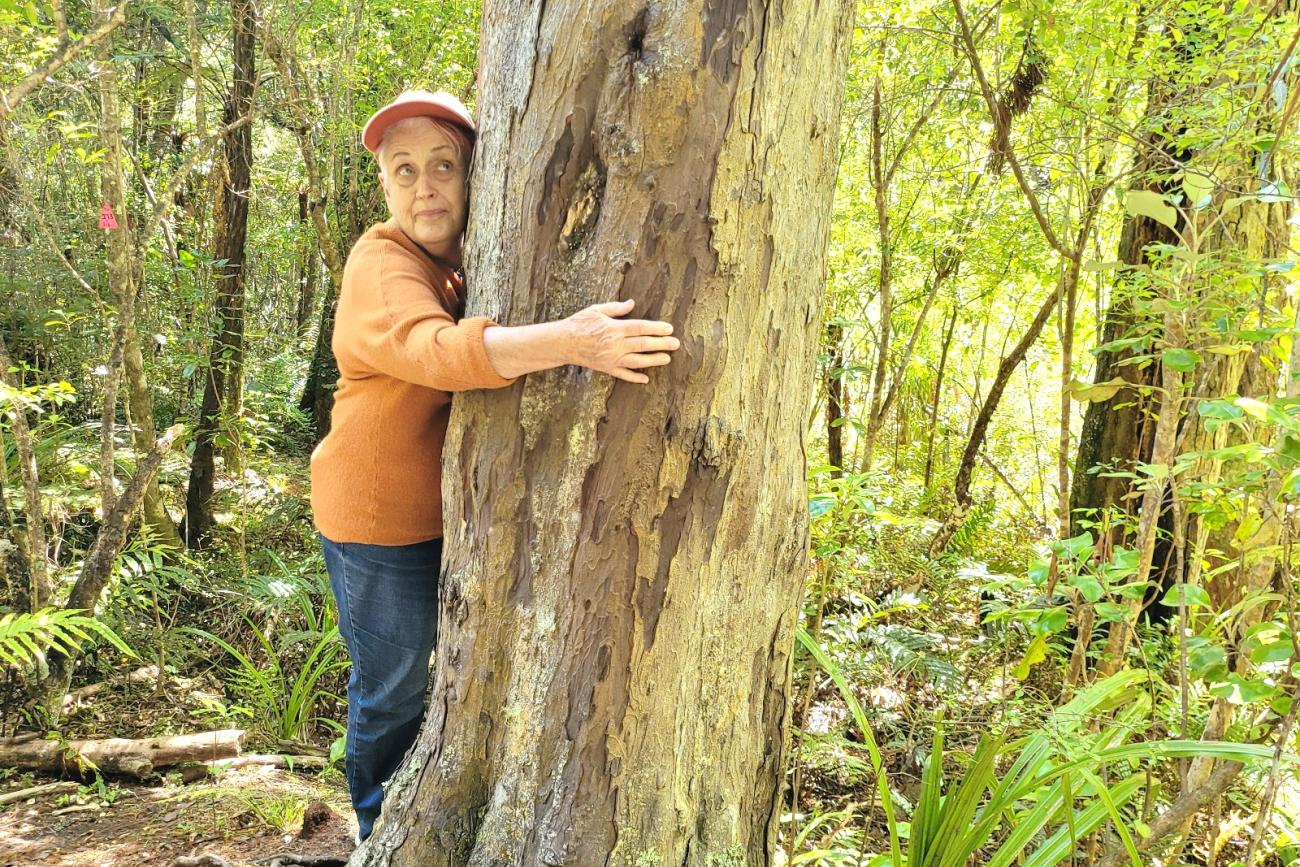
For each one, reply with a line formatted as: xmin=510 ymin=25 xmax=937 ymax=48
xmin=437 ymin=161 xmax=453 ymax=172
xmin=397 ymin=165 xmax=414 ymax=176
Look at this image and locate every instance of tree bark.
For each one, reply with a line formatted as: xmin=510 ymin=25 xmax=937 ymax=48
xmin=264 ymin=20 xmax=350 ymax=437
xmin=825 ymin=322 xmax=846 ymax=475
xmin=295 ymin=0 xmax=368 ymax=440
xmin=351 ymin=2 xmax=853 ymax=864
xmin=183 ymin=0 xmax=255 ymax=546
xmin=923 ymin=305 xmax=957 ymax=493
xmin=859 ymin=79 xmax=891 ymax=474
xmin=97 ymin=0 xmax=184 ymax=551
xmin=0 ymin=333 xmax=49 ymax=610
xmin=42 ymin=423 xmax=183 ymax=705
xmin=295 ymin=191 xmax=319 ymax=335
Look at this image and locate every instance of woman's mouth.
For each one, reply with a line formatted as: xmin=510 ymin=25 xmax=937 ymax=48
xmin=417 ymin=209 xmax=446 ymax=219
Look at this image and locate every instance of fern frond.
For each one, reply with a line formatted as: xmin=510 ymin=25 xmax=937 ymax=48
xmin=0 ymin=608 xmax=137 ymax=669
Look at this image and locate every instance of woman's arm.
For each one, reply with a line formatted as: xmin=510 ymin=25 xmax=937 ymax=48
xmin=483 ymin=299 xmax=680 ymax=384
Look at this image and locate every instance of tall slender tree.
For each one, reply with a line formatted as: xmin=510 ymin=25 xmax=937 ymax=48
xmin=184 ymin=0 xmax=256 ymax=546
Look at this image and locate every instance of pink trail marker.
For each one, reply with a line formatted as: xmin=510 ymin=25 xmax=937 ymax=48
xmin=99 ymin=200 xmax=119 ymax=230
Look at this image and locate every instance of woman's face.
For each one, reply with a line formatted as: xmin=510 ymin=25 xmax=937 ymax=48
xmin=379 ymin=119 xmax=468 ymax=263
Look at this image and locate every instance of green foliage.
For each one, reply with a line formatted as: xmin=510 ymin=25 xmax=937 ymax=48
xmin=0 ymin=608 xmax=135 ymax=670
xmin=182 ymin=617 xmax=346 ymax=745
xmin=796 ymin=633 xmax=1298 ymax=866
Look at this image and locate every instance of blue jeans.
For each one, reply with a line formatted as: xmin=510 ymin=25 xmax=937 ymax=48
xmin=320 ymin=534 xmax=442 ymax=841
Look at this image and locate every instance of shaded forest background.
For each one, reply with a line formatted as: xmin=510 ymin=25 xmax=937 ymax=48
xmin=1 ymin=0 xmax=1299 ymax=865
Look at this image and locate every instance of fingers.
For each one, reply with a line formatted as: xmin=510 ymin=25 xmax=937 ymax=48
xmin=589 ymin=298 xmax=636 ymax=317
xmin=588 ymin=301 xmax=675 ymax=337
xmin=609 ymin=367 xmax=651 ymax=384
xmin=616 ymin=318 xmax=674 ymax=336
xmin=618 ymin=352 xmax=673 ymax=369
xmin=624 ymin=335 xmax=680 ymax=354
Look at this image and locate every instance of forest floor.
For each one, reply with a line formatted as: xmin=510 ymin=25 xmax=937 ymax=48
xmin=0 ymin=659 xmax=355 ymax=867
xmin=0 ymin=764 xmax=355 ymax=866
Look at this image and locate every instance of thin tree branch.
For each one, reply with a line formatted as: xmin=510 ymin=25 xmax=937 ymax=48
xmin=137 ymin=113 xmax=254 ymax=251
xmin=0 ymin=334 xmax=51 ymax=610
xmin=1096 ymin=761 xmax=1243 ymax=867
xmin=0 ymin=0 xmax=132 ymax=121
xmin=952 ymin=0 xmax=1071 ymax=257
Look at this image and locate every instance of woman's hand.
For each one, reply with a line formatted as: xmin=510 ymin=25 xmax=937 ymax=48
xmin=481 ymin=298 xmax=680 ymax=382
xmin=564 ymin=299 xmax=680 ymax=384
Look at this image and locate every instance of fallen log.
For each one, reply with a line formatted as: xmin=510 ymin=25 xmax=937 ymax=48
xmin=180 ymin=753 xmax=328 ymax=783
xmin=62 ymin=664 xmax=164 ymax=708
xmin=0 ymin=729 xmax=244 ymax=778
xmin=0 ymin=780 xmax=80 ymax=806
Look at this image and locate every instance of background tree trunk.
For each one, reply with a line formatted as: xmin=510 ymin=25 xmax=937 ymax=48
xmin=183 ymin=0 xmax=255 ymax=546
xmin=825 ymin=322 xmax=846 ymax=476
xmin=351 ymin=1 xmax=853 ymax=864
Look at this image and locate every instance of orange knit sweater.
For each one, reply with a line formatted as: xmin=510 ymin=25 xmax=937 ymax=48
xmin=310 ymin=219 xmax=516 ymax=545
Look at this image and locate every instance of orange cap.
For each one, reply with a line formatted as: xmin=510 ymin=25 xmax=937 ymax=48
xmin=361 ymin=90 xmax=475 ymax=154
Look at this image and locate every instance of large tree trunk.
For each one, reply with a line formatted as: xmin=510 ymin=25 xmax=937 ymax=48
xmin=351 ymin=2 xmax=853 ymax=865
xmin=183 ymin=0 xmax=255 ymax=546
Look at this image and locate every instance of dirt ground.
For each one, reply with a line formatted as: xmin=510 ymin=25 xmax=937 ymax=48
xmin=0 ymin=765 xmax=355 ymax=867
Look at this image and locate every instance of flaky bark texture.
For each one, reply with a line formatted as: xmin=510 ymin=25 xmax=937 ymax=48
xmin=352 ymin=2 xmax=852 ymax=865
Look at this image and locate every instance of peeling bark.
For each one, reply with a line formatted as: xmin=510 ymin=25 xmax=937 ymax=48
xmin=352 ymin=1 xmax=854 ymax=864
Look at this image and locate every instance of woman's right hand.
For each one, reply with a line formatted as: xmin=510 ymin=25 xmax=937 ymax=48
xmin=564 ymin=299 xmax=680 ymax=384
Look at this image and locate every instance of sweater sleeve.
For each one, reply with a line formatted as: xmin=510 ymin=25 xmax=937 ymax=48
xmin=340 ymin=240 xmax=517 ymax=392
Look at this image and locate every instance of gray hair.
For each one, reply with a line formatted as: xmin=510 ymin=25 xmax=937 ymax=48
xmin=375 ymin=116 xmax=473 ymax=174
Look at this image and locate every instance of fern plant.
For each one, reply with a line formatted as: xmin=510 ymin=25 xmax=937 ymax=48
xmin=0 ymin=608 xmax=136 ymax=669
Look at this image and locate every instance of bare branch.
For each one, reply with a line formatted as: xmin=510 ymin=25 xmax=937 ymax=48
xmin=67 ymin=424 xmax=184 ymax=613
xmin=1097 ymin=761 xmax=1243 ymax=867
xmin=951 ymin=0 xmax=1071 ymax=257
xmin=0 ymin=0 xmax=132 ymax=121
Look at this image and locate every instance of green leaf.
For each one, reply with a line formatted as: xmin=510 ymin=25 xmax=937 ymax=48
xmin=1204 ymin=343 xmax=1251 ymax=355
xmin=1162 ymin=348 xmax=1201 ymax=372
xmin=1123 ymin=190 xmax=1178 ymax=229
xmin=1159 ymin=584 xmax=1211 ymax=608
xmin=1070 ymin=574 xmax=1103 ymax=603
xmin=1028 ymin=559 xmax=1050 ymax=586
xmin=1243 ymin=624 xmax=1295 ymax=666
xmin=1092 ymin=335 xmax=1150 ymax=355
xmin=1070 ymin=377 xmax=1128 ymax=402
xmin=1188 ymin=641 xmax=1227 ymax=680
xmin=796 ymin=628 xmax=903 ymax=865
xmin=809 ymin=496 xmax=835 ymax=519
xmin=1058 ymin=531 xmax=1094 ymax=560
xmin=1198 ymin=400 xmax=1246 ymax=421
xmin=1209 ymin=674 xmax=1277 ymax=705
xmin=1094 ymin=602 xmax=1130 ymax=623
xmin=1181 ymin=171 xmax=1215 ymax=209
xmin=1258 ymin=180 xmax=1292 ymax=203
xmin=1033 ymin=606 xmax=1069 ymax=636
xmin=1014 ymin=636 xmax=1049 ymax=680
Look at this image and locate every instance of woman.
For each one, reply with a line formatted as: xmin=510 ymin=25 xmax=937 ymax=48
xmin=309 ymin=90 xmax=679 ymax=840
